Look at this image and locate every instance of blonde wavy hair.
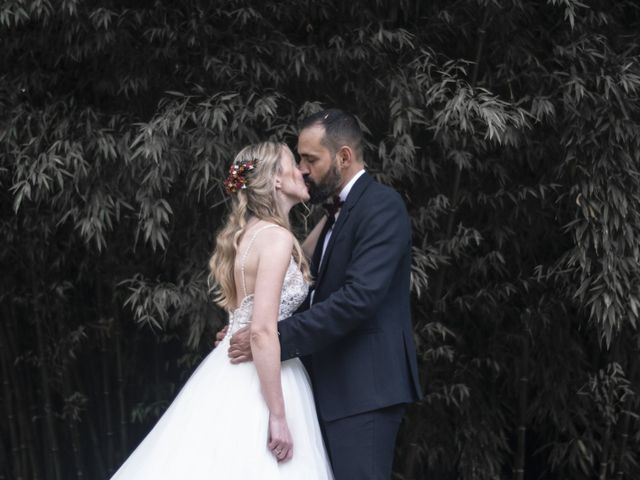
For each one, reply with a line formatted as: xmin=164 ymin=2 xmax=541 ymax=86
xmin=209 ymin=142 xmax=311 ymax=310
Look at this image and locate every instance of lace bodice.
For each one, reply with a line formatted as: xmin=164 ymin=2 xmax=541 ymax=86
xmin=226 ymin=226 xmax=308 ymax=336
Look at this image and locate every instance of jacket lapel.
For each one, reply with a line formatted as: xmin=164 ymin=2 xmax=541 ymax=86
xmin=310 ymin=219 xmax=332 ymax=276
xmin=316 ymin=171 xmax=373 ymax=283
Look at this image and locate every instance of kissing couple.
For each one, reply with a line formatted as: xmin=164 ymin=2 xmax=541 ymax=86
xmin=110 ymin=109 xmax=422 ymax=480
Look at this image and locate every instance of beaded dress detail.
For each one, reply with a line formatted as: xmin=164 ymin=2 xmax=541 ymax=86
xmin=110 ymin=224 xmax=333 ymax=480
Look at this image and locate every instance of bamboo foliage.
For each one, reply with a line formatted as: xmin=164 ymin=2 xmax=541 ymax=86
xmin=1 ymin=1 xmax=639 ymax=479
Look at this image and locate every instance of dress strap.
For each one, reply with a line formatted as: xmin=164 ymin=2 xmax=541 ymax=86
xmin=240 ymin=224 xmax=280 ymax=298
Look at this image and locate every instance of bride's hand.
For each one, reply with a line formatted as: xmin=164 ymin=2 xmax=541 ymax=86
xmin=267 ymin=413 xmax=293 ymax=462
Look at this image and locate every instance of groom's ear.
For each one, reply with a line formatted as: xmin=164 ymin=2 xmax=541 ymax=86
xmin=337 ymin=145 xmax=354 ymax=168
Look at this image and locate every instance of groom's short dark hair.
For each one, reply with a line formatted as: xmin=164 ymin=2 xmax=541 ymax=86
xmin=300 ymin=109 xmax=364 ymax=161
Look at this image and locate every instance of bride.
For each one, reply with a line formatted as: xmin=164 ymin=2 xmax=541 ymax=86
xmin=111 ymin=142 xmax=334 ymax=479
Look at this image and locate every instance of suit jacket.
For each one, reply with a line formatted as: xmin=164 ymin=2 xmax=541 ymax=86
xmin=278 ymin=171 xmax=422 ymax=422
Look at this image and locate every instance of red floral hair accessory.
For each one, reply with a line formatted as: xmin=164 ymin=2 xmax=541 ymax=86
xmin=223 ymin=159 xmax=257 ymax=194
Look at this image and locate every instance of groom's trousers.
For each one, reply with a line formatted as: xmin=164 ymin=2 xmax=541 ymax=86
xmin=322 ymin=403 xmax=406 ymax=480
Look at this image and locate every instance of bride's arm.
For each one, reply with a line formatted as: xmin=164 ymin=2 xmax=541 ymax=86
xmin=301 ymin=215 xmax=327 ymax=259
xmin=249 ymin=228 xmax=294 ymax=462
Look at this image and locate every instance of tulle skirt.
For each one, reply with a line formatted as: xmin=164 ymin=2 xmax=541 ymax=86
xmin=110 ymin=335 xmax=333 ymax=479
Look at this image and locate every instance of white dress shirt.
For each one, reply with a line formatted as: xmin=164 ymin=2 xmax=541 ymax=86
xmin=311 ymin=169 xmax=366 ymax=305
xmin=320 ymin=169 xmax=365 ymax=262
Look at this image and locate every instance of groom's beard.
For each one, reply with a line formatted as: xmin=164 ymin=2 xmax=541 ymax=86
xmin=305 ymin=161 xmax=342 ymax=205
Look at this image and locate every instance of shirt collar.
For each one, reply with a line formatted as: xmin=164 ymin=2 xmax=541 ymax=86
xmin=338 ymin=169 xmax=365 ymax=203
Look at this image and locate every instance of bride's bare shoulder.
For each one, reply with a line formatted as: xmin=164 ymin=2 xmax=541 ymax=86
xmin=251 ymin=222 xmax=293 ymax=253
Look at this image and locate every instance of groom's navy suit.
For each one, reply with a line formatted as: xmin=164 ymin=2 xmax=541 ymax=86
xmin=278 ymin=171 xmax=422 ymax=479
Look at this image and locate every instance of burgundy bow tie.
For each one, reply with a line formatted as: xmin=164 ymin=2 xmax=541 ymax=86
xmin=323 ymin=195 xmax=344 ymax=218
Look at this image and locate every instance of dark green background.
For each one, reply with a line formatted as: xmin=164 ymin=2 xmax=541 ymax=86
xmin=1 ymin=1 xmax=639 ymax=479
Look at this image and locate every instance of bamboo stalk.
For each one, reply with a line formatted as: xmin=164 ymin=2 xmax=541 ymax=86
xmin=613 ymin=360 xmax=637 ymax=479
xmin=12 ymin=365 xmax=33 ymax=479
xmin=96 ymin=275 xmax=116 ymax=475
xmin=599 ymin=422 xmax=612 ymax=480
xmin=23 ymin=367 xmax=42 ymax=480
xmin=0 ymin=434 xmax=10 ymax=479
xmin=0 ymin=319 xmax=23 ymax=480
xmin=13 ymin=312 xmax=42 ymax=480
xmin=513 ymin=336 xmax=529 ymax=480
xmin=102 ymin=333 xmax=116 ymax=475
xmin=5 ymin=304 xmax=31 ymax=477
xmin=30 ymin=257 xmax=62 ymax=480
xmin=73 ymin=367 xmax=106 ymax=478
xmin=62 ymin=364 xmax=85 ymax=479
xmin=35 ymin=313 xmax=62 ymax=480
xmin=20 ymin=395 xmax=38 ymax=480
xmin=115 ymin=314 xmax=128 ymax=462
xmin=613 ymin=410 xmax=632 ymax=480
xmin=68 ymin=298 xmax=88 ymax=480
xmin=613 ymin=424 xmax=629 ymax=479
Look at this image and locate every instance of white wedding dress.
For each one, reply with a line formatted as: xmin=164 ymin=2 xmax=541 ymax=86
xmin=111 ymin=226 xmax=334 ymax=479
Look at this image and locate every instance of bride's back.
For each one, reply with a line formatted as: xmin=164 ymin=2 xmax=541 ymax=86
xmin=226 ymin=222 xmax=308 ymax=335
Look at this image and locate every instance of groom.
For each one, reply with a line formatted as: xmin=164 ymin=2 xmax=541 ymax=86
xmin=225 ymin=109 xmax=422 ymax=479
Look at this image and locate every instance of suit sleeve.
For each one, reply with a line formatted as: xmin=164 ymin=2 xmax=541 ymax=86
xmin=278 ymin=190 xmax=411 ymax=360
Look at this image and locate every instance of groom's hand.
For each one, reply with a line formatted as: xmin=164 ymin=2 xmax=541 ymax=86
xmin=213 ymin=325 xmax=228 ymax=348
xmin=228 ymin=326 xmax=253 ymax=363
